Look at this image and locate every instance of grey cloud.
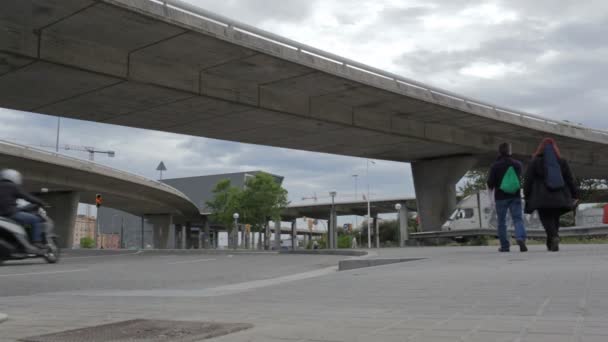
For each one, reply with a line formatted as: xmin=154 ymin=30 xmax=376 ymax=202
xmin=390 ymin=5 xmax=608 ymax=128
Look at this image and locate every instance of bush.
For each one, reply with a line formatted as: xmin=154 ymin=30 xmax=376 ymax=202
xmin=337 ymin=234 xmax=352 ymax=249
xmin=317 ymin=235 xmax=327 ymax=249
xmin=80 ymin=237 xmax=95 ymax=249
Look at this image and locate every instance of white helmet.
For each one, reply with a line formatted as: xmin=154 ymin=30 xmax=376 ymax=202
xmin=1 ymin=169 xmax=22 ymax=185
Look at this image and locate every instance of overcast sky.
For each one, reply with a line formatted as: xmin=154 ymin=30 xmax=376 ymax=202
xmin=1 ymin=0 xmax=607 ymax=207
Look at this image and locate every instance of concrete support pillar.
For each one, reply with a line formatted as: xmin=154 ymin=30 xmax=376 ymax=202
xmin=291 ymin=220 xmax=297 ymax=250
xmin=203 ymin=216 xmax=210 ymax=249
xmin=146 ymin=214 xmax=173 ymax=249
xmin=398 ymin=204 xmax=408 ymax=247
xmin=186 ymin=222 xmax=193 ymax=249
xmin=181 ymin=224 xmax=187 ymax=249
xmin=39 ymin=191 xmax=79 ymax=249
xmin=258 ymin=231 xmax=264 ymax=250
xmin=274 ymin=220 xmax=281 ymax=250
xmin=373 ymin=214 xmax=380 ymax=249
xmin=328 ymin=205 xmax=338 ymax=249
xmin=412 ymin=156 xmax=476 ymax=231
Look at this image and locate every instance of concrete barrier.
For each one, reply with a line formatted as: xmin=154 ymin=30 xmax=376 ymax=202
xmin=280 ymin=250 xmax=368 ymax=257
xmin=140 ymin=249 xmax=277 ymax=255
xmin=338 ymin=258 xmax=425 ymax=271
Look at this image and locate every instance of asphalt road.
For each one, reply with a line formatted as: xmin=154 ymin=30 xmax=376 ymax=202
xmin=0 ymin=250 xmax=344 ymax=297
xmin=3 ymin=245 xmax=608 ymax=342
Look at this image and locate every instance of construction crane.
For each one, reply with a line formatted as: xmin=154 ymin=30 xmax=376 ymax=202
xmin=43 ymin=143 xmax=115 ymax=161
xmin=301 ymin=192 xmax=318 ymax=202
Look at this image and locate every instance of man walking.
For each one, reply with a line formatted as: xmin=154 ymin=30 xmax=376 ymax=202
xmin=487 ymin=143 xmax=527 ymax=252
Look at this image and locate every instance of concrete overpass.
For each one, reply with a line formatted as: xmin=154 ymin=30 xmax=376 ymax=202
xmin=283 ymin=196 xmax=417 ymax=248
xmin=0 ymin=139 xmax=200 ymax=247
xmin=1 ymin=0 xmax=607 ymax=232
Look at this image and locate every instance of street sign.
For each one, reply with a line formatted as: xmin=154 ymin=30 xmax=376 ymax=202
xmin=156 ymin=161 xmax=167 ymax=180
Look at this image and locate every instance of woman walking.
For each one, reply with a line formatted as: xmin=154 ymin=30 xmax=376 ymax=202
xmin=524 ymin=138 xmax=579 ymax=251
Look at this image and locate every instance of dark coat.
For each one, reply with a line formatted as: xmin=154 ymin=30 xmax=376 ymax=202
xmin=0 ymin=180 xmax=45 ymax=217
xmin=487 ymin=156 xmax=523 ymax=201
xmin=523 ymin=156 xmax=579 ymax=214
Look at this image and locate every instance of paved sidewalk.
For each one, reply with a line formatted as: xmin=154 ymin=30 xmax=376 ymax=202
xmin=2 ymin=245 xmax=608 ymax=341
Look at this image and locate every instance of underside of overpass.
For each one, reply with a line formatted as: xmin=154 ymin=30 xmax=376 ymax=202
xmin=1 ymin=0 xmax=607 ymax=232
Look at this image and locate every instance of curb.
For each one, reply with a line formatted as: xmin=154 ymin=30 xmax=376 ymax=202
xmin=0 ymin=313 xmax=7 ymax=324
xmin=280 ymin=249 xmax=368 ymax=257
xmin=140 ymin=249 xmax=278 ymax=255
xmin=338 ymin=258 xmax=425 ymax=271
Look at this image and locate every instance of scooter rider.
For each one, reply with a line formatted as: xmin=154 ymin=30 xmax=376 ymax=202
xmin=0 ymin=169 xmax=47 ymax=248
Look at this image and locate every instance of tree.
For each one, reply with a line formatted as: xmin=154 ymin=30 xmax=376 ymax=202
xmin=241 ymin=173 xmax=288 ymax=249
xmin=458 ymin=169 xmax=489 ymax=198
xmin=205 ymin=174 xmax=289 ymax=250
xmin=205 ymin=179 xmax=242 ymax=247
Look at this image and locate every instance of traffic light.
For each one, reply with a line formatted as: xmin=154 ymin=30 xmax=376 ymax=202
xmin=95 ymin=194 xmax=103 ymax=208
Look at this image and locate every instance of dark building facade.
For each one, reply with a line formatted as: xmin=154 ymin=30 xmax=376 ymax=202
xmin=97 ymin=171 xmax=283 ymax=249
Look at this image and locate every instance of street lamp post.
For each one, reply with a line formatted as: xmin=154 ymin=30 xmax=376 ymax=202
xmin=366 ymin=159 xmax=375 ymax=249
xmin=55 ymin=117 xmax=61 ymax=152
xmin=329 ymin=190 xmax=337 ymax=249
xmin=352 ymin=174 xmax=358 ymax=231
xmin=233 ymin=213 xmax=239 ymax=250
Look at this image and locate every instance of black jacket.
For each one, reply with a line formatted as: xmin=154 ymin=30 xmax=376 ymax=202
xmin=523 ymin=156 xmax=578 ymax=214
xmin=0 ymin=180 xmax=46 ymax=217
xmin=487 ymin=156 xmax=523 ymax=201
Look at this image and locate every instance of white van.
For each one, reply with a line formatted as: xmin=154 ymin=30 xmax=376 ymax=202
xmin=442 ymin=190 xmax=543 ymax=232
xmin=575 ymin=207 xmax=607 ymax=226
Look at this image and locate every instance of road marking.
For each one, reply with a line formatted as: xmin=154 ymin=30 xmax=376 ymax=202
xmin=0 ymin=268 xmax=88 ymax=278
xmin=64 ymin=265 xmax=338 ymax=298
xmin=166 ymin=258 xmax=217 ymax=265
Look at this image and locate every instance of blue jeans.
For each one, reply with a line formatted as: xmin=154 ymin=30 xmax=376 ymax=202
xmin=11 ymin=211 xmax=43 ymax=243
xmin=496 ymin=198 xmax=527 ymax=249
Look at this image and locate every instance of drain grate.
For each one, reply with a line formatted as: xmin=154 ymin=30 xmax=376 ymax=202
xmin=21 ymin=319 xmax=253 ymax=342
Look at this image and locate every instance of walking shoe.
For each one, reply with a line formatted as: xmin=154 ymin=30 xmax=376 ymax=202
xmin=549 ymin=237 xmax=560 ymax=252
xmin=498 ymin=247 xmax=510 ymax=252
xmin=516 ymin=240 xmax=528 ymax=252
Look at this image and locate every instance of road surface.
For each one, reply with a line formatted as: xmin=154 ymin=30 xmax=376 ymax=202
xmin=2 ymin=246 xmax=608 ymax=341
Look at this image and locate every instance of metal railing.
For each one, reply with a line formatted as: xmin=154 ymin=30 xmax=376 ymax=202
xmin=0 ymin=139 xmax=190 ymax=199
xmin=152 ymin=0 xmax=608 ymax=139
xmin=410 ymin=225 xmax=608 ymax=239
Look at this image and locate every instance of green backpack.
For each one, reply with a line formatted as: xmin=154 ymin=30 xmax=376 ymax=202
xmin=499 ymin=166 xmax=520 ymax=194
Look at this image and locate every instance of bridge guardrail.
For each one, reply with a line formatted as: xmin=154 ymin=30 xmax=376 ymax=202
xmin=0 ymin=139 xmax=190 ymax=200
xmin=153 ymin=0 xmax=608 ymax=139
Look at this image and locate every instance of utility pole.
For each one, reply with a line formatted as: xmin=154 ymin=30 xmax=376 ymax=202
xmin=55 ymin=117 xmax=60 ymax=152
xmin=366 ymin=160 xmax=375 ymax=249
xmin=352 ymin=174 xmax=358 ymax=229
